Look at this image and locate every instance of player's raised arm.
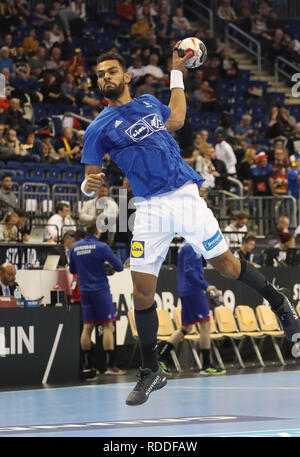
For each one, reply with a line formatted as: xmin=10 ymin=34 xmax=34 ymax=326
xmin=165 ymin=41 xmax=192 ymax=132
xmin=81 ymin=165 xmax=106 ymax=197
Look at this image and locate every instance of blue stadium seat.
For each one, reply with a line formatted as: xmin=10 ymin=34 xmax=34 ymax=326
xmin=45 ymin=170 xmax=62 ymax=185
xmin=289 ymin=105 xmax=300 ymax=120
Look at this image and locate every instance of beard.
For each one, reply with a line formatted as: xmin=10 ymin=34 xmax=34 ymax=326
xmin=101 ymin=80 xmax=125 ymax=100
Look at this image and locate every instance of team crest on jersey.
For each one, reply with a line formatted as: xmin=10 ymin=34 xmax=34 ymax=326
xmin=125 ymin=114 xmax=166 ymax=142
xmin=131 ymin=241 xmax=145 ymax=258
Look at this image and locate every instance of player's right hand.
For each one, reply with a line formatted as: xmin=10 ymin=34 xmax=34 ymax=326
xmin=84 ymin=173 xmax=106 ymax=192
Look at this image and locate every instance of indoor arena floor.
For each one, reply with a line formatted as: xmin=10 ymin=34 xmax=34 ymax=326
xmin=1 ymin=368 xmax=300 ymax=437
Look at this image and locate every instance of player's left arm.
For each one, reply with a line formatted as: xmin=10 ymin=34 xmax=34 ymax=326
xmin=165 ymin=41 xmax=192 ymax=132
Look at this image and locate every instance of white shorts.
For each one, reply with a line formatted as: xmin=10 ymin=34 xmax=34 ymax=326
xmin=130 ymin=182 xmax=228 ymax=276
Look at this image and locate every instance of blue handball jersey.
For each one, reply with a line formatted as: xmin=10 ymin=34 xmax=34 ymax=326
xmin=69 ymin=235 xmax=123 ymax=293
xmin=177 ymin=242 xmax=210 ymax=296
xmin=81 ymin=94 xmax=204 ymax=199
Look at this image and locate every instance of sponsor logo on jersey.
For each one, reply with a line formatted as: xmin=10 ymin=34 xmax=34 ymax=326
xmin=130 ymin=241 xmax=145 ymax=258
xmin=125 ymin=114 xmax=166 ymax=142
xmin=115 ymin=120 xmax=123 ymax=128
xmin=203 ymin=230 xmax=223 ymax=251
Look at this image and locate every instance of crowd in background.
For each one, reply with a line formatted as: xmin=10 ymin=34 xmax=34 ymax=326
xmin=0 ymin=0 xmax=299 ymax=259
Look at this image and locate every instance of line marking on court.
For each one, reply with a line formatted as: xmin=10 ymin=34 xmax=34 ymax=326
xmin=0 ymin=415 xmax=286 ymax=435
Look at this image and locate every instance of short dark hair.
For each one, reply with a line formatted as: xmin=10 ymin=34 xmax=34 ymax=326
xmin=55 ymin=202 xmax=69 ymax=213
xmin=242 ymin=234 xmax=256 ymax=244
xmin=63 ymin=230 xmax=75 ymax=241
xmin=236 ymin=211 xmax=249 ymax=220
xmin=97 ymin=52 xmax=127 ymax=71
xmin=1 ymin=173 xmax=12 ymax=181
xmin=86 ymin=222 xmax=98 ymax=236
xmin=74 ymin=228 xmax=86 ymax=241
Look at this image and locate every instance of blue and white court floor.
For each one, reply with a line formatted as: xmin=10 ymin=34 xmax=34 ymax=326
xmin=1 ymin=367 xmax=300 ymax=438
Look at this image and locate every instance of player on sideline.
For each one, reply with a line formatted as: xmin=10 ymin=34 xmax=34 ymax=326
xmin=157 ymin=241 xmax=226 ymax=376
xmin=80 ymin=44 xmax=300 ymax=406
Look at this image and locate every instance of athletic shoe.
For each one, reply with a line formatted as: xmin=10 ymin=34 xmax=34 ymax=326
xmin=272 ymin=288 xmax=300 ymax=342
xmin=199 ymin=365 xmax=227 ymax=376
xmin=126 ymin=366 xmax=167 ymax=406
xmin=81 ymin=368 xmax=97 ymax=380
xmin=158 ymin=360 xmax=173 ymax=376
xmin=104 ymin=367 xmax=127 ymax=375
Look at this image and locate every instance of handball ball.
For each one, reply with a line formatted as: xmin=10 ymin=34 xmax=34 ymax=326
xmin=178 ymin=37 xmax=207 ymax=69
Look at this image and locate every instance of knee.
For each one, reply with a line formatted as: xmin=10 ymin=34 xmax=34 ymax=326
xmin=183 ymin=325 xmax=194 ymax=334
xmin=133 ymin=286 xmax=155 ymax=311
xmin=200 ymin=321 xmax=211 ymax=334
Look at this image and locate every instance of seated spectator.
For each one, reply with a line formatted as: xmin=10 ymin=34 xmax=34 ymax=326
xmin=22 ymin=28 xmax=39 ymax=55
xmin=38 ymin=128 xmax=59 ymax=162
xmin=44 ymin=202 xmax=71 ymax=242
xmin=214 ymin=116 xmax=234 ymax=143
xmin=192 ymin=80 xmax=219 ymax=112
xmin=40 ymin=72 xmax=69 ymax=105
xmin=75 ymin=77 xmax=101 ymax=109
xmin=156 ymin=13 xmax=174 ymax=45
xmin=215 ymin=132 xmax=237 ymax=175
xmin=173 ymin=18 xmax=192 ymax=40
xmin=54 ymin=127 xmax=81 ymax=163
xmin=66 ymin=48 xmax=85 ymax=75
xmin=172 ymin=7 xmax=191 ymax=31
xmin=247 ymin=151 xmax=276 ymax=198
xmin=31 ymin=3 xmax=52 ymax=29
xmin=45 ymin=46 xmax=67 ymax=74
xmin=203 ymin=28 xmax=218 ymax=56
xmin=117 ymin=0 xmax=135 ymax=22
xmin=0 ymin=263 xmax=21 ymax=298
xmin=142 ymin=53 xmax=166 ymax=83
xmin=283 ymin=32 xmax=300 ymax=64
xmin=219 ymin=47 xmax=239 ymax=79
xmin=195 ymin=151 xmax=216 ymax=193
xmin=287 ymin=122 xmax=300 ymax=157
xmin=0 ymin=174 xmax=18 ymax=216
xmin=235 ymin=114 xmax=257 ymax=145
xmin=131 ymin=14 xmax=151 ymax=41
xmin=224 ymin=211 xmax=249 ymax=248
xmin=217 ymin=0 xmax=237 ymax=21
xmin=266 ymin=107 xmax=296 ymax=139
xmin=15 ymin=208 xmax=31 ymax=242
xmin=262 ymin=28 xmax=286 ymax=63
xmin=206 ymin=145 xmax=230 ymax=191
xmin=202 ymin=57 xmax=220 ymax=87
xmin=13 ymin=45 xmax=31 ymax=81
xmin=237 ymin=146 xmax=257 ymax=192
xmin=135 ymin=73 xmax=157 ymax=97
xmin=0 ymin=46 xmax=15 ymax=77
xmin=272 ymin=149 xmax=290 ymax=195
xmin=144 ymin=34 xmax=163 ymax=58
xmin=28 ymin=46 xmax=47 ymax=79
xmin=79 ymin=183 xmax=119 ymax=246
xmin=287 ymin=153 xmax=300 ymax=200
xmin=234 ymin=234 xmax=260 ymax=267
xmin=4 ymin=128 xmax=23 ymax=156
xmin=0 ymin=211 xmax=19 ymax=241
xmin=251 ymin=14 xmax=268 ymax=39
xmin=0 ymin=97 xmax=29 ymax=137
xmin=183 ymin=130 xmax=211 ymax=168
xmin=274 ymin=232 xmax=296 ymax=255
xmin=49 ymin=23 xmax=65 ymax=46
xmin=60 ymin=72 xmax=78 ymax=106
xmin=22 ymin=129 xmax=44 ymax=162
xmin=268 ymin=215 xmax=290 ymax=242
xmin=128 ymin=57 xmax=145 ymax=84
xmin=42 ymin=30 xmax=55 ymax=51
